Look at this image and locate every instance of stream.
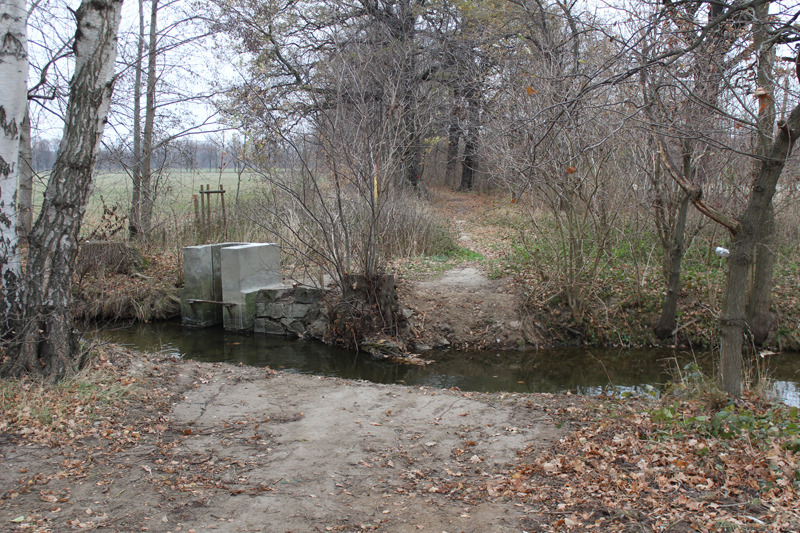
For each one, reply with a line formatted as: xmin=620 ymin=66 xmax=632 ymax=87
xmin=94 ymin=321 xmax=800 ymax=406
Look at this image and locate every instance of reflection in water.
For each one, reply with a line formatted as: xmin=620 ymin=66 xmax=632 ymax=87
xmin=93 ymin=321 xmax=800 ymax=406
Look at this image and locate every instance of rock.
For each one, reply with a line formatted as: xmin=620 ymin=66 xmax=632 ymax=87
xmin=295 ymin=286 xmax=324 ymax=304
xmin=433 ymin=337 xmax=451 ymax=349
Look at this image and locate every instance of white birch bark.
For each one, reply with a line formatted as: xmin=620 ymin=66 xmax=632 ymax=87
xmin=2 ymin=0 xmax=122 ymax=380
xmin=0 ymin=0 xmax=28 ymax=325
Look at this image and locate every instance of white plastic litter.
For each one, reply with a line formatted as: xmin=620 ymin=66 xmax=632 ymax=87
xmin=715 ymin=246 xmax=730 ymax=258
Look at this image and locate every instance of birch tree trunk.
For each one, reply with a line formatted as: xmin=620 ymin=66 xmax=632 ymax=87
xmin=1 ymin=0 xmax=123 ymax=381
xmin=0 ymin=0 xmax=27 ymax=332
xmin=16 ymin=106 xmax=34 ymax=245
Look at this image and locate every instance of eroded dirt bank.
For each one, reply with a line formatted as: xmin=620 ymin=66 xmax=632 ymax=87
xmin=1 ymin=352 xmax=566 ymax=532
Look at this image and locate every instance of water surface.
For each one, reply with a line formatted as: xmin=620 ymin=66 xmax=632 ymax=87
xmin=94 ymin=321 xmax=800 ymax=406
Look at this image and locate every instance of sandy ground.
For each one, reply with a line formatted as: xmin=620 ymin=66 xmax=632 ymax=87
xmin=1 ymin=355 xmax=567 ymax=533
xmin=400 ymin=266 xmax=529 ymax=351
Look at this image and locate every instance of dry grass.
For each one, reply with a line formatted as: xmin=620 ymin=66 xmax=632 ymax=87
xmin=0 ymin=345 xmax=144 ymax=445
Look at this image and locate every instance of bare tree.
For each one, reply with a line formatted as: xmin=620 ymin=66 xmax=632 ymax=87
xmin=636 ymin=0 xmax=738 ymax=339
xmin=632 ymin=0 xmax=800 ymax=395
xmin=112 ymin=0 xmax=222 ymax=239
xmin=216 ymin=0 xmax=442 ymax=190
xmin=2 ymin=0 xmax=123 ymax=381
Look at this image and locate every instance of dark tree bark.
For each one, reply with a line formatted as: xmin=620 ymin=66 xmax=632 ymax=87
xmin=1 ymin=0 xmax=123 ymax=382
xmin=747 ymin=204 xmax=775 ymax=344
xmin=719 ymin=101 xmax=800 ymax=395
xmin=744 ymin=3 xmax=777 ymax=346
xmin=16 ymin=106 xmax=33 ymax=245
xmin=129 ymin=0 xmax=146 ymax=238
xmin=654 ymin=190 xmax=690 ymax=338
xmin=445 ymin=117 xmax=461 ymax=186
xmin=458 ymin=89 xmax=479 ymax=191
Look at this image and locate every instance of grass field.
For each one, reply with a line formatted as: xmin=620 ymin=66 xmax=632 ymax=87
xmin=26 ymin=169 xmax=267 ymax=231
xmin=88 ymin=169 xmax=265 ymax=214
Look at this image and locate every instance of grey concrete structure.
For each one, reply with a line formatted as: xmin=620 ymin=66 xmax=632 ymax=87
xmin=181 ymin=242 xmax=327 ymax=336
xmin=220 ymin=243 xmax=283 ymax=331
xmin=180 ymin=242 xmax=248 ymax=327
xmin=180 ymin=244 xmax=215 ymax=327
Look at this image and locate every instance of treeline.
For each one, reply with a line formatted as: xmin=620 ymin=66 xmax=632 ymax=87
xmin=31 ymin=138 xmax=234 ymax=173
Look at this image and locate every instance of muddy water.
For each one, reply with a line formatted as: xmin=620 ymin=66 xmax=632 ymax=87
xmin=94 ymin=321 xmax=800 ymax=406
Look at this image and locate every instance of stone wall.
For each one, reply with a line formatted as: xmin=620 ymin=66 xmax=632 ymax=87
xmin=253 ymin=286 xmax=328 ymax=339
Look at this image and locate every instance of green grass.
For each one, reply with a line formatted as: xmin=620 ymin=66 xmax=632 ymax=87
xmin=28 ymin=169 xmax=267 ymax=230
xmin=89 ymin=169 xmax=264 ymax=215
xmin=394 ymin=245 xmax=485 ymax=279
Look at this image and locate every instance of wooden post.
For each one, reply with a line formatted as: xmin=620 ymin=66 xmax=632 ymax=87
xmin=220 ymin=185 xmax=227 ymax=238
xmin=206 ymin=183 xmax=211 ymax=229
xmin=193 ymin=194 xmax=200 ymax=226
xmin=199 ymin=184 xmax=205 ymax=220
xmin=199 ymin=184 xmax=206 ymax=241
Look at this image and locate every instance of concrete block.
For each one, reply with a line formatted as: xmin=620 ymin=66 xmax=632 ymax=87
xmin=181 ymin=245 xmax=216 ymax=327
xmin=180 ymin=289 xmax=217 ymax=327
xmin=211 ymin=242 xmax=247 ymax=322
xmin=221 ymin=244 xmax=282 ymax=331
xmin=223 ymin=289 xmax=260 ymax=332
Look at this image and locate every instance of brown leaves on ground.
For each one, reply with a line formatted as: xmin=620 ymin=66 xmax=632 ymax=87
xmin=0 ymin=345 xmax=171 ymax=447
xmin=484 ymin=396 xmax=800 ymax=531
xmin=1 ymin=347 xmax=798 ymax=532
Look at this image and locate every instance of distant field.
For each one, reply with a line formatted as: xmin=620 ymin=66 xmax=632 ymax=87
xmin=89 ymin=169 xmax=265 ymax=213
xmin=25 ymin=169 xmax=267 ymax=233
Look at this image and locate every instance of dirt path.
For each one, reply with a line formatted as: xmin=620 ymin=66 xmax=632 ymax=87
xmin=399 ymin=189 xmax=534 ymax=351
xmin=1 ymin=354 xmax=566 ymax=532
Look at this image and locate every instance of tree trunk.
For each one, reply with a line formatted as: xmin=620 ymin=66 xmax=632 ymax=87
xmin=445 ymin=119 xmax=460 ymax=187
xmin=129 ymin=0 xmax=146 ymax=239
xmin=140 ymin=0 xmax=159 ymax=237
xmin=654 ymin=191 xmax=690 ymax=338
xmin=459 ymin=90 xmax=479 ymax=191
xmin=401 ymin=92 xmax=422 ymax=189
xmin=1 ymin=0 xmax=123 ymax=381
xmin=719 ymin=102 xmax=800 ymax=396
xmin=0 ymin=0 xmax=27 ymax=331
xmin=459 ymin=137 xmax=476 ymax=191
xmin=746 ymin=202 xmax=775 ymax=344
xmin=16 ymin=105 xmax=33 ymax=245
xmin=744 ymin=2 xmax=777 ymax=347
